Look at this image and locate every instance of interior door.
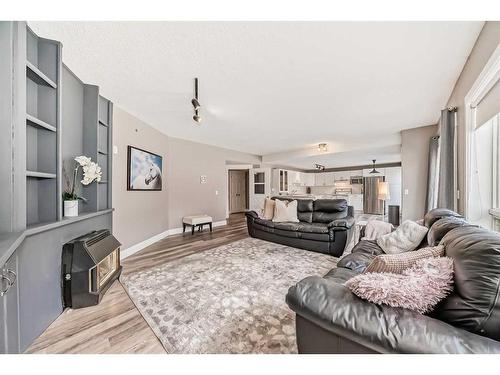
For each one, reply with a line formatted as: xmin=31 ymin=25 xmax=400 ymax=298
xmin=229 ymin=170 xmax=248 ymax=213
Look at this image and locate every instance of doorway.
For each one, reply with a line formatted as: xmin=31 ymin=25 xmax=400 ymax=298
xmin=228 ymin=170 xmax=249 ymax=214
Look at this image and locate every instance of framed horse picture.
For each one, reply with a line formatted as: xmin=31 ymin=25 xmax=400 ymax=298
xmin=127 ymin=146 xmax=163 ymax=191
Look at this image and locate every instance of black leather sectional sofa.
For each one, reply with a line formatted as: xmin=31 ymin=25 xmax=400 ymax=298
xmin=286 ymin=208 xmax=500 ymax=354
xmin=245 ymin=198 xmax=354 ymax=257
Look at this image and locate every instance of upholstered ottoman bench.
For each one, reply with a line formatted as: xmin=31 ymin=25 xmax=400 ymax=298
xmin=182 ymin=215 xmax=213 ymax=235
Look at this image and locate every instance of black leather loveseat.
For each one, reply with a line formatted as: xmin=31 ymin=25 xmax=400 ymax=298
xmin=286 ymin=208 xmax=500 ymax=354
xmin=245 ymin=198 xmax=354 ymax=257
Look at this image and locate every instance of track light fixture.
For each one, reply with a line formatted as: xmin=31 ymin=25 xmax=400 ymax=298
xmin=314 ymin=164 xmax=325 ymax=171
xmin=192 ymin=77 xmax=202 ymax=124
xmin=191 ymin=98 xmax=201 ymax=110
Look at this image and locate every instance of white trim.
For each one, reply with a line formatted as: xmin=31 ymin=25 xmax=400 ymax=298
xmin=464 ymin=43 xmax=500 ymax=219
xmin=120 ymin=220 xmax=227 ymax=260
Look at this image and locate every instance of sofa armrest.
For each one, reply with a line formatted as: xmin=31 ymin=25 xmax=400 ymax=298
xmin=286 ymin=276 xmax=500 ymax=354
xmin=245 ymin=210 xmax=259 ymax=220
xmin=328 ymin=216 xmax=355 ymax=229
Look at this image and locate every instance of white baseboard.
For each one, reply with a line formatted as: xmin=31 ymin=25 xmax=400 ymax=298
xmin=120 ymin=220 xmax=227 ymax=260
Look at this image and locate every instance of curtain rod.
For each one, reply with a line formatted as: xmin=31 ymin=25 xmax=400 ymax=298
xmin=446 ymin=106 xmax=457 ymax=112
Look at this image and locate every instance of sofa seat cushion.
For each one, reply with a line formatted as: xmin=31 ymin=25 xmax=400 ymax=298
xmin=432 ymin=226 xmax=500 ymax=341
xmin=273 ymin=222 xmax=329 ymax=234
xmin=337 ymin=252 xmax=378 ymax=274
xmin=271 ymin=222 xmax=331 ymax=242
xmin=323 ymin=267 xmax=358 ymax=283
xmin=351 ymin=239 xmax=385 ymax=256
xmin=298 ymin=223 xmax=330 ymax=234
xmin=274 ymin=222 xmax=301 ymax=231
xmin=255 ymin=218 xmax=274 ymax=228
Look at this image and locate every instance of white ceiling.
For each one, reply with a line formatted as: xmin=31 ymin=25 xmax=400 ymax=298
xmin=29 ymin=21 xmax=483 ymax=168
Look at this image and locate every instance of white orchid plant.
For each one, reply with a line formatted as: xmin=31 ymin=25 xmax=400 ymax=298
xmin=63 ymin=156 xmax=102 ymax=201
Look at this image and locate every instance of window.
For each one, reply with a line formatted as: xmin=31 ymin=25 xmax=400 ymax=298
xmin=469 ymin=112 xmax=500 ymax=229
xmin=254 ymin=172 xmax=265 ymax=195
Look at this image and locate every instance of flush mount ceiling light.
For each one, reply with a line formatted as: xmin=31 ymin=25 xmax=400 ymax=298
xmin=318 ymin=143 xmax=328 ymax=152
xmin=369 ymin=159 xmax=379 ymax=174
xmin=192 ymin=77 xmax=202 ymax=124
xmin=314 ymin=164 xmax=325 ymax=171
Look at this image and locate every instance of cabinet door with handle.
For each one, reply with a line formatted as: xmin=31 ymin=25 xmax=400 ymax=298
xmin=0 ymin=253 xmax=19 ymax=353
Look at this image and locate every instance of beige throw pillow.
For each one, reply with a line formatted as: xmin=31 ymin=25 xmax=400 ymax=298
xmin=376 ymin=220 xmax=428 ymax=254
xmin=364 ymin=245 xmax=444 ymax=274
xmin=272 ymin=199 xmax=299 ymax=223
xmin=262 ymin=198 xmax=275 ymax=220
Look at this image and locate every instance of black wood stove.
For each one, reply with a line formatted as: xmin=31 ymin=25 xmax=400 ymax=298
xmin=62 ymin=229 xmax=122 ymax=309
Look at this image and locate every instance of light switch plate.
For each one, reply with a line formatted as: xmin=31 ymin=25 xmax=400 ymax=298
xmin=404 ymin=189 xmax=409 ymax=195
xmin=113 ymin=145 xmax=118 ymax=154
xmin=200 ymin=175 xmax=207 ymax=184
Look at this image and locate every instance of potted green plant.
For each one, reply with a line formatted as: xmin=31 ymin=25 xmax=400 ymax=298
xmin=63 ymin=156 xmax=102 ymax=217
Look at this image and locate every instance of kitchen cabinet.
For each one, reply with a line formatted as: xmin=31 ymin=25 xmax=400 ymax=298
xmin=271 ymin=169 xmax=290 ymax=193
xmin=348 ymin=194 xmax=364 ymax=212
xmin=306 ymin=173 xmax=315 ymax=186
xmin=335 ymin=171 xmax=350 ymax=182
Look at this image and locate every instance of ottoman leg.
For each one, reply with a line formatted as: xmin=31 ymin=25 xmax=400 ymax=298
xmin=209 ymin=223 xmax=213 ymax=232
xmin=183 ymin=223 xmax=186 ymax=233
xmin=191 ymin=225 xmax=195 ymax=235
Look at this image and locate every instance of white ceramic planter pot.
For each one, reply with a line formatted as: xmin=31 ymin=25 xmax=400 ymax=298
xmin=64 ymin=200 xmax=78 ymax=217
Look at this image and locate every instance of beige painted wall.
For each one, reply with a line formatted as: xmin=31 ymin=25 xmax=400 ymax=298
xmin=112 ymin=107 xmax=170 ymax=249
xmin=166 ymin=137 xmax=260 ymax=230
xmin=401 ymin=124 xmax=438 ymax=221
xmin=112 ymin=106 xmax=260 ymax=249
xmin=446 ymin=21 xmax=500 ymax=214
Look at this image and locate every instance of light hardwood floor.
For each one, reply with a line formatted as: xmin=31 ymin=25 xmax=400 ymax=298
xmin=25 ymin=214 xmax=248 ymax=354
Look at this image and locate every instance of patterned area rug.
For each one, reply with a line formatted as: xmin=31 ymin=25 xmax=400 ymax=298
xmin=121 ymin=238 xmax=338 ymax=353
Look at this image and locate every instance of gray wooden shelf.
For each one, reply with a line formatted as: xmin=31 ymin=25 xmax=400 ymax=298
xmin=26 ymin=114 xmax=56 ymax=132
xmin=26 ymin=61 xmax=57 ymax=89
xmin=26 ymin=171 xmax=57 ymax=179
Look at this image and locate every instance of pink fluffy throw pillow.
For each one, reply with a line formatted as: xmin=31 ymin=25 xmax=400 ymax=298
xmin=345 ymin=257 xmax=454 ymax=314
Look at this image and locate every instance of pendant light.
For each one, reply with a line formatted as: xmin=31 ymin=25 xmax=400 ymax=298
xmin=369 ymin=159 xmax=379 ymax=174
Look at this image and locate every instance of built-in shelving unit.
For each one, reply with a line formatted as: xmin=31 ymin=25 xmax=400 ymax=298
xmin=26 ymin=114 xmax=56 ymax=132
xmin=26 ymin=171 xmax=57 ymax=179
xmin=26 ymin=61 xmax=57 ymax=88
xmin=0 ymin=21 xmax=115 ymax=354
xmin=25 ymin=27 xmax=61 ymax=227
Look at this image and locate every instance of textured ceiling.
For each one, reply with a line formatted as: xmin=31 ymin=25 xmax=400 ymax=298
xmin=29 ymin=21 xmax=483 ymax=167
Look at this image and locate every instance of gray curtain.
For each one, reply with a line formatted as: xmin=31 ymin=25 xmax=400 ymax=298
xmin=425 ymin=135 xmax=440 ymax=213
xmin=437 ymin=108 xmax=457 ymax=210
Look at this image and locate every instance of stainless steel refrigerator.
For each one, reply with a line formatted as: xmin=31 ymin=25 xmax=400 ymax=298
xmin=363 ymin=176 xmax=384 ymax=214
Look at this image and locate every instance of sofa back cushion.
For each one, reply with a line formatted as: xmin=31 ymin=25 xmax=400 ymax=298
xmin=423 ymin=208 xmax=463 ymax=228
xmin=273 ymin=198 xmax=314 ymax=223
xmin=312 ymin=199 xmax=347 ymax=223
xmin=427 ymin=216 xmax=471 ymax=246
xmin=433 ymin=226 xmax=500 ymax=341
